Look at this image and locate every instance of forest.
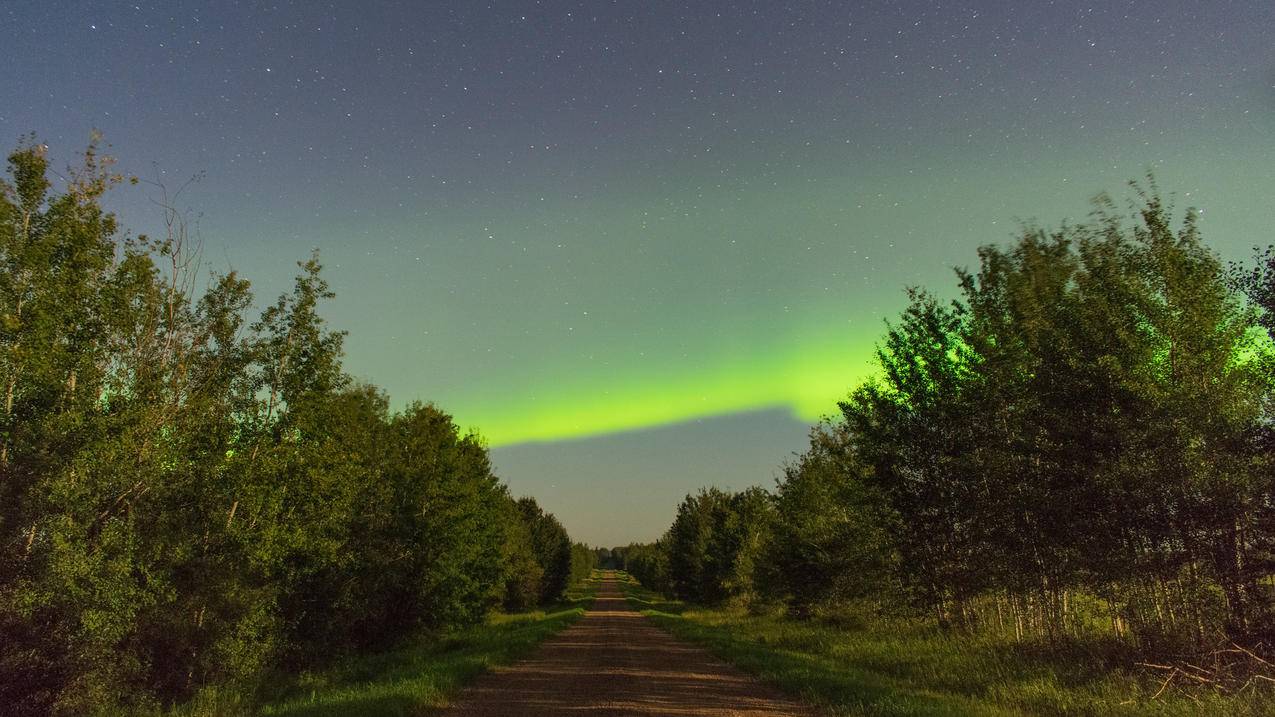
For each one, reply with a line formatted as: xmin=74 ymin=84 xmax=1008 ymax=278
xmin=0 ymin=138 xmax=596 ymax=716
xmin=620 ymin=182 xmax=1275 ymax=679
xmin=9 ymin=131 xmax=1275 ymax=715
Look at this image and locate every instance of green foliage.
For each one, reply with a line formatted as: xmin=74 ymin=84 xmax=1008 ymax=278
xmin=828 ymin=186 xmax=1275 ymax=644
xmin=665 ymin=489 xmax=721 ymax=602
xmin=617 ymin=541 xmax=669 ymax=595
xmin=569 ymin=542 xmax=598 ymax=587
xmin=499 ymin=499 xmax=544 ymax=611
xmin=257 ymin=578 xmax=596 ymax=717
xmin=625 ymin=578 xmax=1272 ymax=717
xmin=515 ymin=497 xmax=573 ymax=604
xmin=659 ymin=486 xmax=777 ymax=607
xmin=0 ymin=136 xmax=580 ymax=715
xmin=592 ymin=546 xmax=614 ymax=569
xmin=766 ymin=424 xmax=897 ymax=616
xmin=634 ymin=184 xmax=1275 ymax=703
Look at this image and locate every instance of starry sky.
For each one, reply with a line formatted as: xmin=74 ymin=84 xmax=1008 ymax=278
xmin=3 ymin=1 xmax=1273 ymax=545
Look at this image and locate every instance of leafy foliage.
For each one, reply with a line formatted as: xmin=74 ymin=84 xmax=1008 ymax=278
xmin=635 ymin=185 xmax=1275 ymax=670
xmin=0 ymin=137 xmax=575 ymax=715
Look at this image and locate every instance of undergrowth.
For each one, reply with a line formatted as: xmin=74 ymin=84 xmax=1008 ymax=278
xmin=619 ymin=574 xmax=1273 ymax=716
xmin=167 ymin=576 xmax=598 ymax=717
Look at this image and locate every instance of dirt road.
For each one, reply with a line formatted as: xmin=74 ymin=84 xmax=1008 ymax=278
xmin=444 ymin=573 xmax=820 ymax=716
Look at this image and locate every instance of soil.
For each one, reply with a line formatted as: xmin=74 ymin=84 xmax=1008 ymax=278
xmin=443 ymin=573 xmax=823 ymax=716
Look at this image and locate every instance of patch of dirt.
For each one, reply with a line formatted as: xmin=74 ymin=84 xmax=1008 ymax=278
xmin=443 ymin=573 xmax=823 ymax=716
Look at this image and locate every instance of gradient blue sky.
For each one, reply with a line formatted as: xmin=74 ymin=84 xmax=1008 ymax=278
xmin=3 ymin=1 xmax=1273 ymax=544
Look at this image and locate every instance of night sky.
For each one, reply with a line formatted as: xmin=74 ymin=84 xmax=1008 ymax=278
xmin=4 ymin=1 xmax=1273 ymax=545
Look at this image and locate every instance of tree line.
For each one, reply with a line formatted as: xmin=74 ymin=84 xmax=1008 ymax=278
xmin=623 ymin=183 xmax=1275 ymax=655
xmin=0 ymin=137 xmax=590 ymax=716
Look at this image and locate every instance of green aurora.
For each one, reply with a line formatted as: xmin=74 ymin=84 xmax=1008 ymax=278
xmin=8 ymin=2 xmax=1272 ymax=541
xmin=323 ymin=142 xmax=1273 ymax=449
xmin=453 ymin=329 xmax=878 ymax=446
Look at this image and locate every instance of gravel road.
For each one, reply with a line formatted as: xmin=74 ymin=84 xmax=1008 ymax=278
xmin=444 ymin=572 xmax=821 ymax=716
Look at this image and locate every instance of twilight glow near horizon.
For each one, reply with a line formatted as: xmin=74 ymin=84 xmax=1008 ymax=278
xmin=4 ymin=1 xmax=1274 ymax=543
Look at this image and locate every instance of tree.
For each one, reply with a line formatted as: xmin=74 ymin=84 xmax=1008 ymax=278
xmin=0 ymin=135 xmax=588 ymax=714
xmin=665 ymin=489 xmax=724 ymax=602
xmin=621 ymin=541 xmax=669 ymax=595
xmin=767 ymin=424 xmax=896 ymax=616
xmin=516 ymin=497 xmax=572 ymax=604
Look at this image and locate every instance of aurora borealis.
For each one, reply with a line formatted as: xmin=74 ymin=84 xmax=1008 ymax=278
xmin=4 ymin=1 xmax=1274 ymax=543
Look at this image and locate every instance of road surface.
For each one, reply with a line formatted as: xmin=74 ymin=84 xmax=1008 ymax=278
xmin=444 ymin=573 xmax=821 ymax=716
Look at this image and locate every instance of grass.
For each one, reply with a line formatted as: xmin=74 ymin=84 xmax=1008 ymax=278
xmin=618 ymin=574 xmax=1273 ymax=717
xmin=249 ymin=576 xmax=598 ymax=717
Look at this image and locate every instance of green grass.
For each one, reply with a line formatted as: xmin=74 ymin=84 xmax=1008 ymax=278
xmin=251 ymin=578 xmax=598 ymax=717
xmin=618 ymin=575 xmax=1273 ymax=717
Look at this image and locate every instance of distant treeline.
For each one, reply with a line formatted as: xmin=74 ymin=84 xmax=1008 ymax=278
xmin=621 ymin=183 xmax=1275 ymax=655
xmin=0 ymin=137 xmax=592 ymax=715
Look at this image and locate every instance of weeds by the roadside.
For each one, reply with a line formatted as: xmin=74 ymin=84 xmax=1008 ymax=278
xmin=618 ymin=574 xmax=1273 ymax=716
xmin=248 ymin=577 xmax=598 ymax=717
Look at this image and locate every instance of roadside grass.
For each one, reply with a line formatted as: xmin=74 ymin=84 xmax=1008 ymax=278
xmin=618 ymin=574 xmax=1272 ymax=717
xmin=250 ymin=575 xmax=599 ymax=717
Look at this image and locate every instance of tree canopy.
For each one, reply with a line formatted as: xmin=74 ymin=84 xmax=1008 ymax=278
xmin=0 ymin=137 xmax=584 ymax=716
xmin=633 ymin=185 xmax=1275 ymax=655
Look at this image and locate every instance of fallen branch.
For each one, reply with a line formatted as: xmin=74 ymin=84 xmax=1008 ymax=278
xmin=1150 ymin=668 xmax=1178 ymax=700
xmin=1134 ymin=643 xmax=1275 ymax=700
